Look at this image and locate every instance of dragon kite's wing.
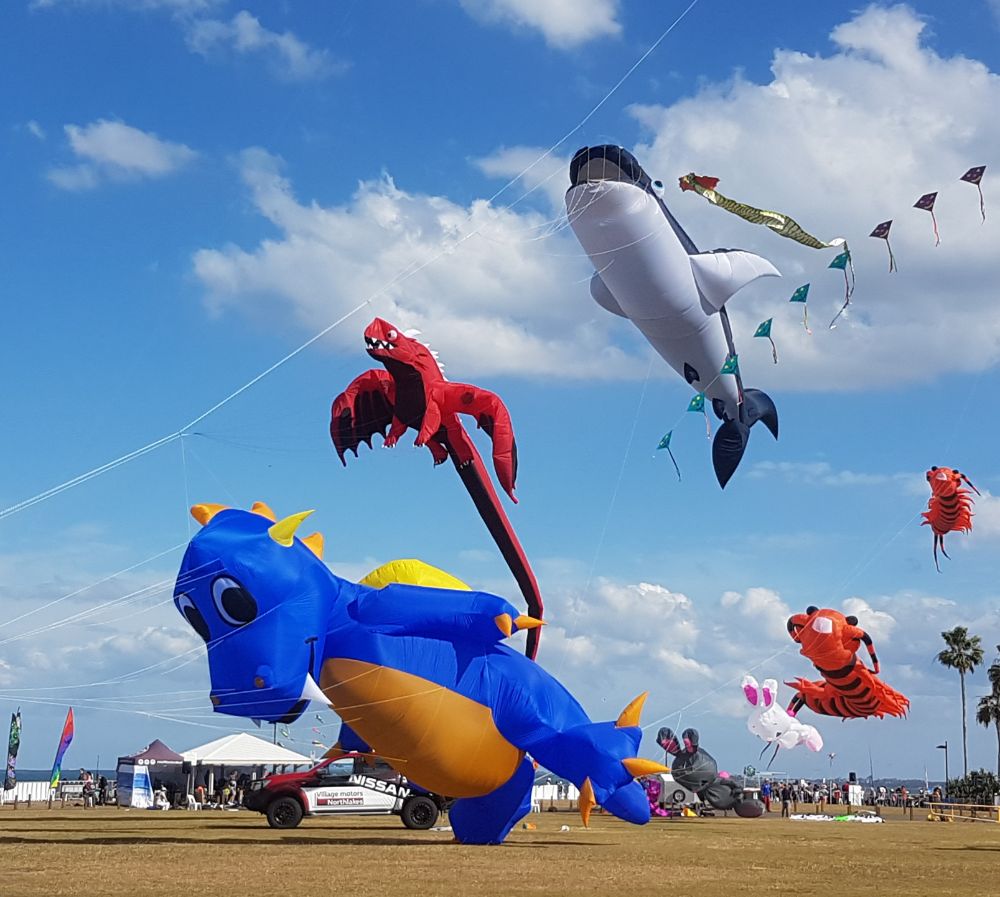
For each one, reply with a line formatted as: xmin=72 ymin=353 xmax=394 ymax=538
xmin=330 ymin=369 xmax=396 ymax=464
xmin=443 ymin=383 xmax=519 ymax=502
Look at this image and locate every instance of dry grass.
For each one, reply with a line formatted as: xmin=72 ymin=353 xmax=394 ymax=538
xmin=0 ymin=806 xmax=997 ymax=897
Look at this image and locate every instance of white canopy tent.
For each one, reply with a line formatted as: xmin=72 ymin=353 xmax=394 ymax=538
xmin=181 ymin=733 xmax=313 ymax=798
xmin=181 ymin=733 xmax=312 ymax=766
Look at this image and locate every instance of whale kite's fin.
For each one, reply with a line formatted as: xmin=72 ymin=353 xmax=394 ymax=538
xmin=712 ymin=388 xmax=778 ymax=488
xmin=689 ymin=250 xmax=780 ymax=313
xmin=590 ymin=273 xmax=628 ymax=318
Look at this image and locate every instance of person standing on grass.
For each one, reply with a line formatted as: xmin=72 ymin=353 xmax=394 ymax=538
xmin=761 ymin=779 xmax=772 ymax=812
xmin=780 ymin=784 xmax=791 ymax=818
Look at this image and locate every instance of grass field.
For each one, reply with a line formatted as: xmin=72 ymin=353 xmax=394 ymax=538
xmin=1 ymin=807 xmax=997 ymax=897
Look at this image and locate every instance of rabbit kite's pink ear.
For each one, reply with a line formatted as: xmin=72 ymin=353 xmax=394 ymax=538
xmin=761 ymin=678 xmax=779 ymax=708
xmin=741 ymin=676 xmax=759 ymax=705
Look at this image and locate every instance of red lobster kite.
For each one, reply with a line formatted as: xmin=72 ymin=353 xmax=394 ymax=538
xmin=331 ymin=318 xmax=543 ymax=658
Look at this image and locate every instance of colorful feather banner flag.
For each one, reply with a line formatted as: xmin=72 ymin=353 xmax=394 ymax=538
xmin=4 ymin=709 xmax=21 ymax=790
xmin=789 ymin=284 xmax=812 ymax=334
xmin=687 ymin=392 xmax=711 ymax=438
xmin=914 ymin=191 xmax=940 ymax=245
xmin=827 ymin=247 xmax=856 ymax=330
xmin=656 ymin=431 xmax=681 ymax=481
xmin=49 ymin=708 xmax=74 ymax=790
xmin=869 ymin=220 xmax=897 ymax=272
xmin=678 ymin=173 xmax=846 ymax=251
xmin=960 ymin=166 xmax=986 ymax=223
xmin=753 ymin=318 xmax=778 ymax=364
xmin=719 ymin=354 xmax=739 ymax=376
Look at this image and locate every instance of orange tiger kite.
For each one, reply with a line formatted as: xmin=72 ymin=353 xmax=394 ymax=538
xmin=785 ymin=607 xmax=909 ymax=720
xmin=922 ymin=466 xmax=979 ymax=572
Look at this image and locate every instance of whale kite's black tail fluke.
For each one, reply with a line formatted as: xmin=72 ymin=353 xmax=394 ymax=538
xmin=712 ymin=388 xmax=778 ymax=488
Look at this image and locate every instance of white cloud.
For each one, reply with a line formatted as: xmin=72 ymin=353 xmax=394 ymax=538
xmin=627 ymin=4 xmax=1000 ymax=391
xmin=474 ymin=145 xmax=572 ymax=216
xmin=47 ymin=119 xmax=196 ymax=191
xmin=192 ymin=147 xmax=642 ymax=378
xmin=970 ymin=490 xmax=1000 ymax=541
xmin=186 ymin=10 xmax=344 ymax=81
xmin=458 ymin=0 xmax=621 ymax=48
xmin=842 ymin=596 xmax=897 ymax=642
xmin=31 ymin=0 xmax=218 ymax=11
xmin=748 ymin=460 xmax=924 ymax=493
xmin=25 ymin=120 xmax=46 ymax=140
xmin=194 ymin=6 xmax=1000 ymax=391
xmin=721 ymin=587 xmax=791 ymax=643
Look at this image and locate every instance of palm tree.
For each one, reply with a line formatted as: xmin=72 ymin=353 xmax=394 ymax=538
xmin=937 ymin=627 xmax=985 ymax=777
xmin=976 ymin=646 xmax=1000 ymax=776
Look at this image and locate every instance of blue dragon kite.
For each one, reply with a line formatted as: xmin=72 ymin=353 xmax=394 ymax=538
xmin=173 ymin=501 xmax=666 ymax=844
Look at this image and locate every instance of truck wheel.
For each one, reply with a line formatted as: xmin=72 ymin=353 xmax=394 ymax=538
xmin=266 ymin=796 xmax=304 ymax=829
xmin=400 ymin=795 xmax=439 ymax=830
xmin=672 ymin=789 xmax=687 ymax=803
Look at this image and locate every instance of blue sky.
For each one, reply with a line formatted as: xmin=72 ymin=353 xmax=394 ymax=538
xmin=3 ymin=0 xmax=1000 ymax=785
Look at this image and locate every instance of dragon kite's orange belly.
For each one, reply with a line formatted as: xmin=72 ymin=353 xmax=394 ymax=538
xmin=318 ymin=657 xmax=524 ymax=797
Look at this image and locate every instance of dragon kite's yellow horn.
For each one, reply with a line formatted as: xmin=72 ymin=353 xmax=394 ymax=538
xmin=268 ymin=510 xmax=315 ymax=547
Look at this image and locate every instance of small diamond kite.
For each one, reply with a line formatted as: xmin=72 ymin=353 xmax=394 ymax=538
xmin=869 ymin=220 xmax=897 ymax=273
xmin=753 ymin=318 xmax=778 ymax=364
xmin=914 ymin=191 xmax=940 ymax=245
xmin=687 ymin=391 xmax=710 ymax=437
xmin=656 ymin=430 xmax=681 ymax=481
xmin=960 ymin=166 xmax=986 ymax=223
xmin=720 ymin=354 xmax=739 ymax=376
xmin=789 ymin=283 xmax=811 ymax=334
xmin=828 ymin=247 xmax=855 ymax=330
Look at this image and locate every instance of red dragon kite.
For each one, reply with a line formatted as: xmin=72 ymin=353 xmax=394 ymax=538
xmin=330 ymin=318 xmax=544 ymax=658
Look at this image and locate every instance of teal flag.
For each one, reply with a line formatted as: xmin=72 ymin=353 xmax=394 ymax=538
xmin=720 ymin=354 xmax=739 ymax=375
xmin=687 ymin=393 xmax=705 ymax=413
xmin=789 ymin=284 xmax=810 ymax=303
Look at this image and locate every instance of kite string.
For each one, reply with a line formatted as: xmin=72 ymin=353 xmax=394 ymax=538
xmin=0 ymin=1 xmax=707 ymax=524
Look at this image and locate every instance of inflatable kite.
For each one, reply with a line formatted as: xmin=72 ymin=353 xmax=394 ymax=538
xmin=785 ymin=607 xmax=909 ymax=719
xmin=657 ymin=727 xmax=763 ymax=818
xmin=741 ymin=675 xmax=823 ymax=758
xmin=922 ymin=466 xmax=979 ymax=571
xmin=566 ymin=145 xmax=780 ymax=488
xmin=173 ymin=501 xmax=667 ymax=844
xmin=677 ymin=173 xmax=846 ymax=252
xmin=331 ymin=318 xmax=543 ymax=658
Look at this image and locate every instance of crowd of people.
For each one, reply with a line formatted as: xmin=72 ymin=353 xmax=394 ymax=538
xmin=758 ymin=779 xmax=943 ymax=816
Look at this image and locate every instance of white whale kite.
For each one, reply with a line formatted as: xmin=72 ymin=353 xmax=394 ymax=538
xmin=566 ymin=145 xmax=781 ymax=487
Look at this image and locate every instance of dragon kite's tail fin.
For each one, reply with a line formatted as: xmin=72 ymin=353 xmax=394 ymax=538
xmin=530 ymin=694 xmax=667 ymax=828
xmin=712 ymin=388 xmax=778 ymax=488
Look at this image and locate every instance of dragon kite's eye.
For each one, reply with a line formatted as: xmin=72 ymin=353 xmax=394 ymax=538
xmin=176 ymin=594 xmax=211 ymax=643
xmin=387 ymin=329 xmax=397 ymax=340
xmin=806 ymin=605 xmax=818 ymax=615
xmin=845 ymin=615 xmax=859 ymax=626
xmin=211 ymin=576 xmax=258 ymax=627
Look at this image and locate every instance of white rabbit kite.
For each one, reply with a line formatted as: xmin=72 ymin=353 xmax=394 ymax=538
xmin=741 ymin=675 xmax=823 ymax=756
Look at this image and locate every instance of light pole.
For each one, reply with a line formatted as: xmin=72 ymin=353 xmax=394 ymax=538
xmin=936 ymin=741 xmax=949 ymax=797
